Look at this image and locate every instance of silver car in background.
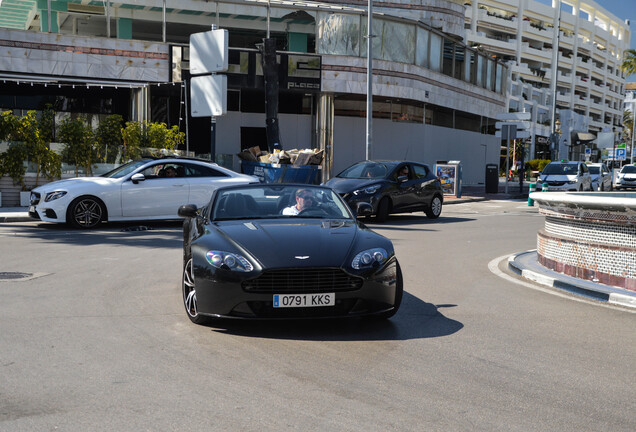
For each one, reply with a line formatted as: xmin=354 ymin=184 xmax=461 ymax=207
xmin=587 ymin=163 xmax=613 ymax=191
xmin=537 ymin=161 xmax=593 ymax=192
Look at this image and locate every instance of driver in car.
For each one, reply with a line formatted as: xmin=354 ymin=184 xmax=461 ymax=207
xmin=283 ymin=189 xmax=315 ymax=215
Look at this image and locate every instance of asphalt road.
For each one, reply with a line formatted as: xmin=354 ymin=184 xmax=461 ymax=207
xmin=1 ymin=200 xmax=634 ymax=431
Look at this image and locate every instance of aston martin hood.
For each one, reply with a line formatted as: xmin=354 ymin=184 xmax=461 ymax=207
xmin=215 ymin=220 xmax=359 ymax=268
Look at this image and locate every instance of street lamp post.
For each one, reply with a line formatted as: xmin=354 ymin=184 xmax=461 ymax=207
xmin=549 ymin=0 xmax=562 ymax=161
xmin=365 ymin=0 xmax=374 ymax=161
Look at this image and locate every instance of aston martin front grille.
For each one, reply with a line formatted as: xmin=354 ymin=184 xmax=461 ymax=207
xmin=242 ymin=268 xmax=363 ymax=293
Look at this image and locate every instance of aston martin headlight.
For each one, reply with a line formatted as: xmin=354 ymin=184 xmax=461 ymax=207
xmin=353 ymin=184 xmax=381 ymax=196
xmin=351 ymin=248 xmax=388 ymax=269
xmin=44 ymin=191 xmax=67 ymax=202
xmin=206 ymin=250 xmax=253 ymax=272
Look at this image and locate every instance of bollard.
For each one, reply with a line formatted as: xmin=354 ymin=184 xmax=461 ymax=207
xmin=543 ymin=182 xmax=549 ymax=192
xmin=528 ymin=183 xmax=536 ymax=206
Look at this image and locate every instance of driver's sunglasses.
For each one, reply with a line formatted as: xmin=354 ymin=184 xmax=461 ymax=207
xmin=298 ymin=194 xmax=313 ymax=200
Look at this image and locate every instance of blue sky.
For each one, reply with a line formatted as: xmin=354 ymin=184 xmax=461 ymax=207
xmin=535 ymin=0 xmax=635 ymax=81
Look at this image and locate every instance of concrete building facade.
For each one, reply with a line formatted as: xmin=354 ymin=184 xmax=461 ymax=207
xmin=0 ymin=0 xmax=509 ymax=185
xmin=464 ymin=0 xmax=630 ymax=160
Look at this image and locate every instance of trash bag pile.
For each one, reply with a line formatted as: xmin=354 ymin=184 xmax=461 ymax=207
xmin=237 ymin=146 xmax=324 ymax=166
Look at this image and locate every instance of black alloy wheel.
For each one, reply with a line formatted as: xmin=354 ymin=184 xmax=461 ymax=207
xmin=67 ymin=196 xmax=105 ymax=229
xmin=425 ymin=195 xmax=442 ymax=219
xmin=183 ymin=257 xmax=210 ymax=325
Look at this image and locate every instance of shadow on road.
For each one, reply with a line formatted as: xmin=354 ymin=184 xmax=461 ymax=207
xmin=207 ymin=292 xmax=463 ymax=341
xmin=5 ymin=220 xmax=183 ymax=249
xmin=363 ymin=215 xmax=476 ymax=231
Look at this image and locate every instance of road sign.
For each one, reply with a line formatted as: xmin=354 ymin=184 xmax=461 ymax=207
xmin=495 ymin=130 xmax=530 ymax=139
xmin=616 ymin=148 xmax=626 ymax=161
xmin=189 ymin=29 xmax=229 ymax=74
xmin=496 ymin=112 xmax=531 ymax=121
xmin=495 ymin=121 xmax=530 ymax=131
xmin=191 ymin=75 xmax=227 ymax=117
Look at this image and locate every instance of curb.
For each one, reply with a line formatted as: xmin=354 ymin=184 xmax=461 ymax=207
xmin=508 ymin=251 xmax=636 ymax=309
xmin=0 ymin=215 xmax=32 ymax=223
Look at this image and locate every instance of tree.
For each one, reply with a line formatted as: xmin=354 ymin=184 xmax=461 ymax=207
xmin=59 ymin=116 xmax=96 ymax=176
xmin=624 ymin=109 xmax=634 ymax=141
xmin=94 ymin=114 xmax=123 ymax=163
xmin=0 ymin=110 xmax=60 ymax=189
xmin=622 ymin=49 xmax=636 ymax=77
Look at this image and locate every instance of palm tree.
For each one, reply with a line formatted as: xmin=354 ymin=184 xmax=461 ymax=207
xmin=622 ymin=49 xmax=636 ymax=77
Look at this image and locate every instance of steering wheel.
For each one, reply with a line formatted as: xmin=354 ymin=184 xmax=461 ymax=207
xmin=297 ymin=207 xmax=327 ymax=217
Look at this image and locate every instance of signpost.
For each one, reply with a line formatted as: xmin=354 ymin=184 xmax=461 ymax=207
xmin=189 ymin=28 xmax=229 ymax=160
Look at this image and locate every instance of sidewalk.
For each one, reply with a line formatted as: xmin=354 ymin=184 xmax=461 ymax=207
xmin=508 ymin=251 xmax=636 ymax=309
xmin=0 ymin=207 xmax=31 ymax=223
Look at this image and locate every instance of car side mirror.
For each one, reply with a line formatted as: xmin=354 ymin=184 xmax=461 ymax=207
xmin=354 ymin=202 xmax=373 ymax=217
xmin=131 ymin=173 xmax=145 ymax=184
xmin=178 ymin=204 xmax=199 ymax=219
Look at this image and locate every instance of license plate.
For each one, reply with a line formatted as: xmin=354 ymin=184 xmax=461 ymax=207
xmin=273 ymin=293 xmax=335 ymax=308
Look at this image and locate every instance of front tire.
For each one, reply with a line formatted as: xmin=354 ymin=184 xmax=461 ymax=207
xmin=183 ymin=256 xmax=210 ymax=325
xmin=67 ymin=196 xmax=105 ymax=229
xmin=425 ymin=195 xmax=443 ymax=219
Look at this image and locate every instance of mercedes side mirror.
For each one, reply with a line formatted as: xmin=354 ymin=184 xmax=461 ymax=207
xmin=131 ymin=173 xmax=145 ymax=184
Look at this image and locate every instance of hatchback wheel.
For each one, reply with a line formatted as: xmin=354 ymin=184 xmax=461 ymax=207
xmin=183 ymin=257 xmax=210 ymax=325
xmin=425 ymin=195 xmax=442 ymax=219
xmin=375 ymin=197 xmax=390 ymax=222
xmin=67 ymin=196 xmax=105 ymax=229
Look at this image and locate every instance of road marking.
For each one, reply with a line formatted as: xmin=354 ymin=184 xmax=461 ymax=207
xmin=487 ymin=255 xmax=636 ymax=314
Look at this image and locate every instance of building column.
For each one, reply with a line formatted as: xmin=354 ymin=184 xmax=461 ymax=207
xmin=315 ymin=93 xmax=334 ymax=182
xmin=130 ymin=86 xmax=150 ymax=123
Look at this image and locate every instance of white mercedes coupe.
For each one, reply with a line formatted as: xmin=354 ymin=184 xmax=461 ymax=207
xmin=29 ymin=157 xmax=258 ymax=228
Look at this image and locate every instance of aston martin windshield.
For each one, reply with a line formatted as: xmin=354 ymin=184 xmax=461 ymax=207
xmin=338 ymin=162 xmax=392 ymax=179
xmin=211 ymin=185 xmax=352 ymax=220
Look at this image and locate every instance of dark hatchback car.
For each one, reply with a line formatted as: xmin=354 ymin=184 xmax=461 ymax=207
xmin=178 ymin=183 xmax=403 ymax=323
xmin=323 ymin=160 xmax=444 ymax=222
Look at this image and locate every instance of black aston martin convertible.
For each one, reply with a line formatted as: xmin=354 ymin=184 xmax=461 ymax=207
xmin=178 ymin=183 xmax=403 ymax=323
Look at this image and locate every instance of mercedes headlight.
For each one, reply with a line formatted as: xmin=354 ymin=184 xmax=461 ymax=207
xmin=44 ymin=191 xmax=67 ymax=202
xmin=352 ymin=248 xmax=388 ymax=269
xmin=206 ymin=250 xmax=253 ymax=272
xmin=353 ymin=185 xmax=381 ymax=196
